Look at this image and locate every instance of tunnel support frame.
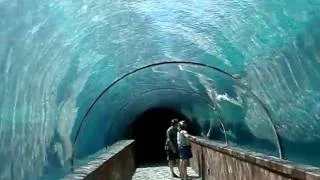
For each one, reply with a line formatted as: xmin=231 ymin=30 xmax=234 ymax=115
xmin=71 ymin=61 xmax=283 ymax=170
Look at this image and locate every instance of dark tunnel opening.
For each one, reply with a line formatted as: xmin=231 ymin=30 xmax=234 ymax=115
xmin=129 ymin=107 xmax=199 ymax=166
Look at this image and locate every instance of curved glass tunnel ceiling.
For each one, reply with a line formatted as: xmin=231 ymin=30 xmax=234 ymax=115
xmin=1 ymin=0 xmax=320 ymax=179
xmin=75 ymin=63 xmax=281 ymax=160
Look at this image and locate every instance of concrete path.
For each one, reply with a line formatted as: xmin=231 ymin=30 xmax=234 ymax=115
xmin=132 ymin=163 xmax=200 ymax=180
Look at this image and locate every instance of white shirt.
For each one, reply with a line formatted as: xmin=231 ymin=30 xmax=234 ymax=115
xmin=177 ymin=130 xmax=190 ymax=147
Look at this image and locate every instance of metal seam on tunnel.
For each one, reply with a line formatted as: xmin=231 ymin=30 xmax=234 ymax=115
xmin=71 ymin=61 xmax=283 ymax=171
xmin=238 ymin=86 xmax=283 ymax=158
xmin=104 ymin=87 xmax=229 ymax=147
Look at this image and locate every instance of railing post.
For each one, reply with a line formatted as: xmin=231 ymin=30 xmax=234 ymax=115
xmin=200 ymin=146 xmax=205 ymax=180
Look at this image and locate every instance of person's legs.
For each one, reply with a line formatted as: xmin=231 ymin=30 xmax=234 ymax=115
xmin=167 ymin=150 xmax=178 ymax=177
xmin=175 ymin=159 xmax=181 ymax=176
xmin=185 ymin=146 xmax=192 ymax=178
xmin=169 ymin=160 xmax=178 ymax=177
xmin=179 ymin=148 xmax=184 ymax=179
xmin=179 ymin=159 xmax=185 ymax=179
xmin=181 ymin=159 xmax=188 ymax=180
xmin=184 ymin=159 xmax=189 ymax=178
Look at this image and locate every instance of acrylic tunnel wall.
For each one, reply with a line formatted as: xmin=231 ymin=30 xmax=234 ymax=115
xmin=0 ymin=0 xmax=320 ymax=179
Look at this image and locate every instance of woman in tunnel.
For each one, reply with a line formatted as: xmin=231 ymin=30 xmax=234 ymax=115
xmin=177 ymin=120 xmax=194 ymax=180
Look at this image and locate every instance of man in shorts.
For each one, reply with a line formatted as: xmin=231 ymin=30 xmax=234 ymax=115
xmin=165 ymin=119 xmax=180 ymax=177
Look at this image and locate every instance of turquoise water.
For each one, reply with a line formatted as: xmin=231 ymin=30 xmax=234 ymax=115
xmin=0 ymin=0 xmax=320 ymax=179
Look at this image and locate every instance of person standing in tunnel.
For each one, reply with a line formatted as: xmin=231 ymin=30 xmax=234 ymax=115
xmin=165 ymin=119 xmax=180 ymax=178
xmin=177 ymin=120 xmax=193 ymax=180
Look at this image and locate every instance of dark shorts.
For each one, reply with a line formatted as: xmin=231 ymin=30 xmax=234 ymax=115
xmin=179 ymin=146 xmax=192 ymax=160
xmin=166 ymin=149 xmax=179 ymax=161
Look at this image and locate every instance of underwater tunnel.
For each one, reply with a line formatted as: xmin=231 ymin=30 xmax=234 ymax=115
xmin=0 ymin=0 xmax=320 ymax=179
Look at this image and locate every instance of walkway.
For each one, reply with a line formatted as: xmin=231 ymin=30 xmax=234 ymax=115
xmin=132 ymin=163 xmax=200 ymax=180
